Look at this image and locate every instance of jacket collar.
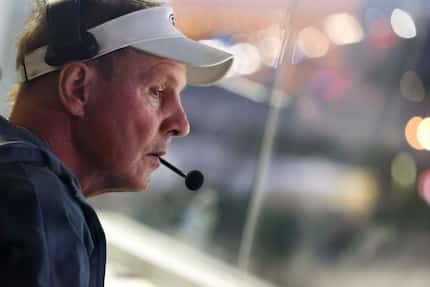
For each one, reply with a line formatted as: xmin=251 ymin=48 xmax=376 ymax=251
xmin=0 ymin=115 xmax=87 ymax=202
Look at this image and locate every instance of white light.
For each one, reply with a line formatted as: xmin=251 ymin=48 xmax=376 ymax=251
xmin=417 ymin=118 xmax=430 ymax=150
xmin=257 ymin=35 xmax=282 ymax=66
xmin=229 ymin=42 xmax=262 ymax=76
xmin=106 ymin=278 xmax=157 ymax=287
xmin=324 ymin=13 xmax=364 ymax=45
xmin=256 ymin=25 xmax=284 ymax=67
xmin=297 ymin=26 xmax=330 ymax=58
xmin=199 ymin=39 xmax=230 ymax=52
xmin=335 ymin=170 xmax=379 ymax=215
xmin=199 ymin=40 xmax=262 ymax=77
xmin=390 ymin=9 xmax=417 ymax=39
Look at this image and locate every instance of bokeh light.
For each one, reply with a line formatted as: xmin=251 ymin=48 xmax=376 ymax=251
xmin=390 ymin=9 xmax=417 ymax=39
xmin=324 ymin=13 xmax=364 ymax=45
xmin=418 ymin=170 xmax=430 ymax=205
xmin=400 ymin=70 xmax=425 ymax=102
xmin=200 ymin=40 xmax=263 ymax=77
xmin=256 ymin=25 xmax=283 ymax=67
xmin=405 ymin=116 xmax=424 ymax=150
xmin=391 ymin=152 xmax=417 ymax=188
xmin=297 ymin=26 xmax=330 ymax=58
xmin=334 ymin=170 xmax=379 ymax=216
xmin=417 ymin=118 xmax=430 ymax=150
xmin=229 ymin=42 xmax=262 ymax=76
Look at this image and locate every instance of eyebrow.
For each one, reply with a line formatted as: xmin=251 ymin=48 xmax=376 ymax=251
xmin=150 ymin=64 xmax=187 ymax=90
xmin=165 ymin=73 xmax=187 ymax=90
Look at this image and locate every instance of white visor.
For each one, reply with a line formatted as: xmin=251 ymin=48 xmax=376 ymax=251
xmin=20 ymin=7 xmax=234 ymax=86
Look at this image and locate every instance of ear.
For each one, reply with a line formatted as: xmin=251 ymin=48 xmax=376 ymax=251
xmin=58 ymin=62 xmax=94 ymax=117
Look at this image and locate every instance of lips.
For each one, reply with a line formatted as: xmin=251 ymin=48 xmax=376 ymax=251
xmin=146 ymin=153 xmax=163 ymax=169
xmin=147 ymin=150 xmax=166 ymax=158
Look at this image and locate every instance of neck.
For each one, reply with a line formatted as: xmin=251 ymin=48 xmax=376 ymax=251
xmin=9 ymin=93 xmax=104 ymax=197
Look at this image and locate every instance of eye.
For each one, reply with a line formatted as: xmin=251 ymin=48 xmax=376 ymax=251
xmin=150 ymin=86 xmax=165 ymax=97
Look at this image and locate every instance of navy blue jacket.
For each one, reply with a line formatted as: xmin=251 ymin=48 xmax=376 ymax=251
xmin=0 ymin=116 xmax=106 ymax=287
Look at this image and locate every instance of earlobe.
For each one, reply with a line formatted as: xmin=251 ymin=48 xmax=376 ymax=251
xmin=58 ymin=62 xmax=93 ymax=117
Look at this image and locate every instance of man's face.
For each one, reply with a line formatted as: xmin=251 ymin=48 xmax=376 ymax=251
xmin=76 ymin=49 xmax=189 ymax=191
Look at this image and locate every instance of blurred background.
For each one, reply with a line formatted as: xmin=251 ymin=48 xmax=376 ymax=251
xmin=2 ymin=0 xmax=430 ymax=286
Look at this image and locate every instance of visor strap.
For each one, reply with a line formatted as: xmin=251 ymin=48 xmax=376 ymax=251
xmin=22 ymin=60 xmax=29 ymax=82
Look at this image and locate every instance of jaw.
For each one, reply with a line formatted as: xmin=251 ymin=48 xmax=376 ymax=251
xmin=83 ymin=175 xmax=151 ymax=197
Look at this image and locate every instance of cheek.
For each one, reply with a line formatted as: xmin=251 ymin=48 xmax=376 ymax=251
xmin=111 ymin=98 xmax=160 ymax=163
xmin=137 ymin=87 xmax=160 ymax=111
xmin=74 ymin=91 xmax=134 ymax=166
xmin=132 ymin=89 xmax=162 ymax=142
xmin=129 ymin=111 xmax=159 ymax=153
xmin=79 ymin=81 xmax=161 ymax=175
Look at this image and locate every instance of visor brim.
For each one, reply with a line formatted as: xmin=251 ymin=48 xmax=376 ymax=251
xmin=132 ymin=37 xmax=234 ymax=86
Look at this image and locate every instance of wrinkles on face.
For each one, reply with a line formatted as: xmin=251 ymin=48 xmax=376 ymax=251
xmin=80 ymin=49 xmax=188 ymax=192
xmin=137 ymin=86 xmax=161 ymax=111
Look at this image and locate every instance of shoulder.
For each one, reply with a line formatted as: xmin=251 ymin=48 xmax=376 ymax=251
xmin=0 ymin=162 xmax=50 ymax=284
xmin=0 ymin=161 xmax=70 ymax=205
xmin=0 ymin=162 xmax=94 ymax=285
xmin=0 ymin=161 xmax=80 ymax=241
xmin=0 ymin=162 xmax=51 ymax=243
xmin=0 ymin=160 xmax=87 ymax=232
xmin=0 ymin=162 xmax=41 ymax=218
xmin=0 ymin=161 xmax=59 ymax=193
xmin=0 ymin=162 xmax=64 ymax=214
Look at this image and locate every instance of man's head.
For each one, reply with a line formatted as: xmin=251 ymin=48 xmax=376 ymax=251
xmin=10 ymin=0 xmax=232 ymax=196
xmin=71 ymin=48 xmax=189 ymax=193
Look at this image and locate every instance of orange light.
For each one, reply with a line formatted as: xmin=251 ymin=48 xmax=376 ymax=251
xmin=405 ymin=116 xmax=423 ymax=150
xmin=297 ymin=26 xmax=330 ymax=58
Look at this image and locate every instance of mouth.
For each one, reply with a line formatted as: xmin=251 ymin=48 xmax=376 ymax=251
xmin=146 ymin=151 xmax=167 ymax=167
xmin=147 ymin=151 xmax=166 ymax=158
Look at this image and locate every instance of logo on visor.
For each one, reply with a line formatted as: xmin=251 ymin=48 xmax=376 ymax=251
xmin=169 ymin=14 xmax=176 ymax=26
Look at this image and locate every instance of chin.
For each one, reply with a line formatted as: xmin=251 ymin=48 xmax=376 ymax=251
xmin=104 ymin=172 xmax=151 ymax=193
xmin=105 ymin=162 xmax=157 ymax=192
xmin=123 ymin=176 xmax=150 ymax=192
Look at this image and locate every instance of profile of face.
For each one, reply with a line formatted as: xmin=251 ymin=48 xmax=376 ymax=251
xmin=73 ymin=49 xmax=189 ymax=192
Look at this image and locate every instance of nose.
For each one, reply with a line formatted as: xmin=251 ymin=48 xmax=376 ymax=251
xmin=161 ymin=95 xmax=190 ymax=137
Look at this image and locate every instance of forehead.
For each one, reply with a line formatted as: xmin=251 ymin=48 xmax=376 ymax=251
xmin=125 ymin=48 xmax=187 ymax=88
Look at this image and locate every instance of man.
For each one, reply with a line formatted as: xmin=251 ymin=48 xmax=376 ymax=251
xmin=0 ymin=0 xmax=233 ymax=286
